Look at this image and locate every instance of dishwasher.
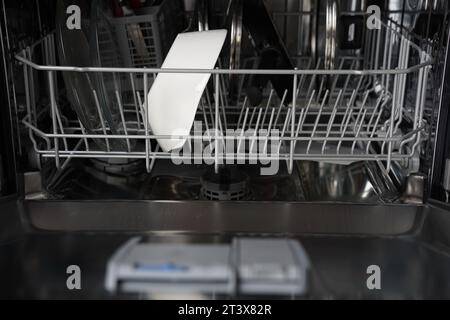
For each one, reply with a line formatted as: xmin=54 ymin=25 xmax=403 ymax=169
xmin=1 ymin=0 xmax=450 ymax=299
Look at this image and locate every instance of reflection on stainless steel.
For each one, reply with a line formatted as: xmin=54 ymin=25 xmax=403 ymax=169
xmin=297 ymin=161 xmax=399 ymax=203
xmin=388 ymin=0 xmax=446 ymax=30
xmin=227 ymin=0 xmax=243 ymax=71
xmin=22 ymin=200 xmax=421 ymax=234
xmin=297 ymin=0 xmax=314 ymax=57
xmin=1 ymin=198 xmax=450 ymax=299
xmin=340 ymin=0 xmax=367 ymax=12
xmin=325 ymin=0 xmax=338 ymax=70
xmin=42 ymin=156 xmax=408 ymax=204
xmin=196 ymin=0 xmax=210 ymax=31
xmin=443 ymin=159 xmax=450 ymax=202
xmin=139 ymin=165 xmax=303 ymax=201
xmin=401 ymin=173 xmax=426 ymax=204
xmin=43 ymin=160 xmax=303 ymax=202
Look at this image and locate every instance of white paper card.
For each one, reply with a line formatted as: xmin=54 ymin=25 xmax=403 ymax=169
xmin=148 ymin=30 xmax=227 ymax=152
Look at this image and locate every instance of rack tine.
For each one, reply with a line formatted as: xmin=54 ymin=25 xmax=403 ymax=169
xmin=248 ymin=107 xmax=258 ymax=131
xmin=289 ymin=72 xmax=298 ymax=174
xmin=352 ymin=109 xmax=368 ymax=155
xmin=340 ymin=89 xmax=357 ymax=132
xmin=348 ymin=91 xmax=370 ymax=142
xmin=307 ymin=90 xmax=329 ymax=154
xmin=129 ymin=73 xmax=141 ymax=128
xmin=297 ymin=90 xmax=316 ymax=137
xmin=366 ymin=102 xmax=386 ymax=154
xmin=54 ymin=104 xmax=68 ymax=151
xmin=149 ymin=145 xmax=160 ymax=173
xmin=115 ymin=90 xmax=131 ymax=152
xmin=60 ymin=139 xmax=84 ymax=171
xmin=296 ymin=59 xmax=312 ymax=99
xmin=250 ymin=108 xmax=263 ymax=154
xmin=48 ymin=71 xmax=60 ymax=169
xmin=205 ymin=89 xmax=215 ymax=129
xmin=330 ymin=59 xmax=346 ymax=98
xmin=381 ymin=27 xmax=390 ymax=89
xmin=236 ymin=96 xmax=248 ymax=129
xmin=214 ymin=72 xmax=221 ymax=172
xmin=263 ymin=108 xmax=276 ymax=154
xmin=337 ymin=97 xmax=358 ymax=155
xmin=385 ymin=28 xmax=395 ymax=90
xmin=26 ymin=47 xmax=37 ymax=127
xmin=386 ymin=74 xmax=400 ymax=172
xmin=294 ymin=90 xmax=316 ymax=149
xmin=261 ymin=89 xmax=274 ymax=128
xmin=322 ymin=90 xmax=343 ymax=154
xmin=278 ymin=108 xmax=292 ymax=153
xmin=136 ymin=92 xmax=146 ymax=132
xmin=218 ymin=74 xmax=228 ymax=130
xmin=217 ymin=103 xmax=227 ymax=149
xmin=290 ymin=108 xmax=305 ymax=153
xmin=355 ymin=91 xmax=370 ymax=123
xmin=92 ymin=89 xmax=111 ymax=152
xmin=273 ymin=90 xmax=288 ymax=130
xmin=237 ymin=108 xmax=250 ymax=154
xmin=201 ymin=101 xmax=212 ymax=144
xmin=306 ymin=59 xmax=321 ymax=99
xmin=366 ymin=94 xmax=384 ymax=134
xmin=339 ymin=60 xmax=358 ymax=97
xmin=143 ymin=72 xmax=154 ymax=173
xmin=78 ymin=120 xmax=90 ymax=152
xmin=317 ymin=77 xmax=326 ymax=103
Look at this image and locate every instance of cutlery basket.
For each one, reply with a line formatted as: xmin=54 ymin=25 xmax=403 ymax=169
xmin=112 ymin=0 xmax=186 ymax=69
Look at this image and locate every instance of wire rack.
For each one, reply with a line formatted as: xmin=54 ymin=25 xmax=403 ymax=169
xmin=15 ymin=18 xmax=432 ymax=175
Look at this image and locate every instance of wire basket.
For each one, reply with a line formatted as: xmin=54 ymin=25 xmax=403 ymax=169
xmin=16 ymin=17 xmax=433 ymax=176
xmin=113 ymin=0 xmax=185 ymax=69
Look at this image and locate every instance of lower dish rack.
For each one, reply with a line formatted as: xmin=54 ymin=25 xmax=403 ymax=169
xmin=16 ymin=19 xmax=433 ymax=176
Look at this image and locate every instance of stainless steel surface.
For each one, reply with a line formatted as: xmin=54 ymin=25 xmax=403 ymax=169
xmin=444 ymin=159 xmax=450 ymax=202
xmin=23 ymin=172 xmax=43 ymax=196
xmin=388 ymin=0 xmax=446 ymax=31
xmin=401 ymin=173 xmax=426 ymax=204
xmin=227 ymin=0 xmax=243 ymax=71
xmin=1 ymin=199 xmax=450 ymax=299
xmin=297 ymin=161 xmax=399 ymax=203
xmin=297 ymin=0 xmax=314 ymax=57
xmin=325 ymin=0 xmax=337 ymax=70
xmin=21 ymin=200 xmax=421 ymax=234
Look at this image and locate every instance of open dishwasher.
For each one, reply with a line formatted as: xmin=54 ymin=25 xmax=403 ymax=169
xmin=1 ymin=0 xmax=450 ymax=299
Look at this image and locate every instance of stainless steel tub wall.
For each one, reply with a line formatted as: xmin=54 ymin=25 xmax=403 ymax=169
xmin=20 ymin=200 xmax=423 ymax=235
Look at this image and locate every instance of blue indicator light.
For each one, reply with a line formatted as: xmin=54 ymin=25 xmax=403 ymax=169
xmin=134 ymin=262 xmax=189 ymax=272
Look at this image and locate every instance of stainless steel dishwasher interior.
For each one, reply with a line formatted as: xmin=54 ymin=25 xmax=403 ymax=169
xmin=1 ymin=0 xmax=450 ymax=300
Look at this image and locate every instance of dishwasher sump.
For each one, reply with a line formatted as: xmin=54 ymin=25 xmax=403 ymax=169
xmin=42 ymin=159 xmax=305 ymax=201
xmin=41 ymin=157 xmax=399 ymax=203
